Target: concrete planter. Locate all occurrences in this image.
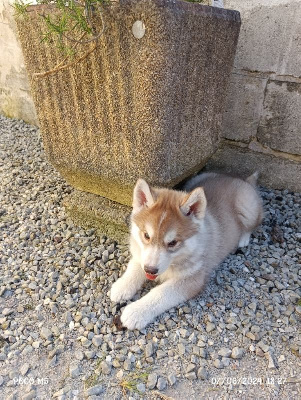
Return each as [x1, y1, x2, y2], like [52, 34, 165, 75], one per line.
[16, 0, 240, 209]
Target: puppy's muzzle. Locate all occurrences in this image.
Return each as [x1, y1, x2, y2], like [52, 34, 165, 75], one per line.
[144, 265, 158, 275]
[144, 265, 158, 281]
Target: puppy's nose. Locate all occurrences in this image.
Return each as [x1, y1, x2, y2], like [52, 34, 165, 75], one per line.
[144, 265, 158, 275]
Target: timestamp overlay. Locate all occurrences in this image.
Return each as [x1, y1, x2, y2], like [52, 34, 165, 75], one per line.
[211, 376, 288, 386]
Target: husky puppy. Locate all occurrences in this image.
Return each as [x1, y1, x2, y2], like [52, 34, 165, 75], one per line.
[110, 172, 263, 330]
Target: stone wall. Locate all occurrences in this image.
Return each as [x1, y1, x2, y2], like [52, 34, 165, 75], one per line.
[209, 0, 301, 191]
[0, 0, 300, 191]
[0, 0, 37, 125]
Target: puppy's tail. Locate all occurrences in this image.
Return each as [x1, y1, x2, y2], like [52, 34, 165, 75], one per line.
[246, 171, 259, 187]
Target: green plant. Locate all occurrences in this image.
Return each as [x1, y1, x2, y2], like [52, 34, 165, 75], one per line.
[13, 0, 205, 52]
[14, 0, 109, 50]
[120, 370, 149, 396]
[13, 0, 208, 77]
[84, 372, 99, 389]
[13, 0, 110, 76]
[0, 336, 8, 349]
[24, 302, 34, 310]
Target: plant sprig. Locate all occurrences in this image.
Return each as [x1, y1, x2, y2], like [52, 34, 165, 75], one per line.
[13, 0, 110, 54]
[120, 370, 150, 396]
[13, 0, 206, 77]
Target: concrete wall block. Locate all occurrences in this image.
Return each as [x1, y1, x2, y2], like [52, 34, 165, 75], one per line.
[222, 72, 267, 142]
[206, 142, 301, 192]
[0, 0, 38, 124]
[225, 0, 301, 78]
[257, 80, 301, 156]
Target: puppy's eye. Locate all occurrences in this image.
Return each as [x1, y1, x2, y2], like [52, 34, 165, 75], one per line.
[144, 232, 150, 240]
[167, 240, 178, 248]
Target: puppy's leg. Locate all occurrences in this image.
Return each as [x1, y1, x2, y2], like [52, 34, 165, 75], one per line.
[238, 232, 251, 248]
[235, 184, 263, 245]
[121, 272, 205, 330]
[110, 259, 146, 303]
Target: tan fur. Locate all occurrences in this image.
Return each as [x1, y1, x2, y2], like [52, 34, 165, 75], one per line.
[132, 189, 199, 247]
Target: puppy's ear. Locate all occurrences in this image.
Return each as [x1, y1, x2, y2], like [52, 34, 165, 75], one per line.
[180, 187, 207, 219]
[133, 179, 155, 213]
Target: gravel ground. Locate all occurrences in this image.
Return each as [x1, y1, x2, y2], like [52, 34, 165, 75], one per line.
[0, 115, 300, 400]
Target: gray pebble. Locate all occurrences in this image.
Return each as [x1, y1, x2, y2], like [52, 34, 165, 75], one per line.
[147, 373, 158, 389]
[156, 350, 166, 359]
[213, 359, 224, 369]
[145, 343, 153, 358]
[186, 372, 197, 380]
[20, 363, 30, 376]
[85, 350, 96, 360]
[75, 351, 84, 361]
[123, 359, 132, 371]
[22, 345, 33, 356]
[206, 322, 216, 333]
[49, 355, 57, 367]
[218, 348, 232, 358]
[222, 357, 231, 367]
[167, 373, 177, 386]
[22, 391, 36, 400]
[266, 351, 278, 369]
[231, 347, 245, 360]
[69, 363, 81, 378]
[101, 361, 111, 375]
[92, 335, 102, 347]
[48, 345, 64, 359]
[186, 363, 196, 373]
[199, 348, 207, 359]
[85, 384, 104, 396]
[81, 338, 92, 348]
[40, 327, 53, 341]
[258, 341, 270, 353]
[178, 343, 186, 355]
[156, 377, 167, 390]
[2, 308, 13, 316]
[197, 366, 208, 380]
[32, 341, 40, 349]
[136, 383, 146, 393]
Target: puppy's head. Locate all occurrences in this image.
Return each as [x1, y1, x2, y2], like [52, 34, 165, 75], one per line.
[131, 179, 207, 280]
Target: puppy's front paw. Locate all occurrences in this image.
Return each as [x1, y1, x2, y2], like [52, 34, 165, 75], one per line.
[238, 232, 251, 248]
[110, 278, 137, 303]
[121, 301, 152, 330]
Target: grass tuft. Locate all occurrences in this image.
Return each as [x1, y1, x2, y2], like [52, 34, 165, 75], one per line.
[120, 370, 150, 395]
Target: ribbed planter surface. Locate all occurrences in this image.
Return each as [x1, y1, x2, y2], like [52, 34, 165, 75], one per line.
[16, 0, 240, 206]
